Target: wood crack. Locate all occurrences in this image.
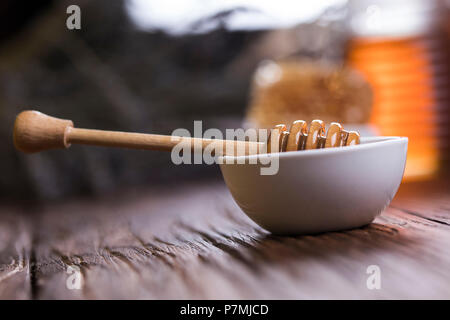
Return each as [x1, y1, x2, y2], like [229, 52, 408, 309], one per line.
[29, 246, 38, 300]
[391, 206, 450, 227]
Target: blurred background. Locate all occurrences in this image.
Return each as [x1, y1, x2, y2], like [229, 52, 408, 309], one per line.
[1, 0, 449, 201]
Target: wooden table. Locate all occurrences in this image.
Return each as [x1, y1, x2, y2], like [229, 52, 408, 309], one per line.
[1, 178, 449, 299]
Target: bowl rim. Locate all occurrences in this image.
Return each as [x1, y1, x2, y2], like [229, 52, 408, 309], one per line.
[219, 136, 408, 162]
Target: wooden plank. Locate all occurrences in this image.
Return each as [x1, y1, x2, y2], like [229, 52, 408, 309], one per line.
[30, 179, 450, 299]
[392, 179, 450, 226]
[0, 207, 31, 299]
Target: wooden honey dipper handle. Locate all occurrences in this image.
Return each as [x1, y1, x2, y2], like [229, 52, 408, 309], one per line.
[13, 110, 263, 155]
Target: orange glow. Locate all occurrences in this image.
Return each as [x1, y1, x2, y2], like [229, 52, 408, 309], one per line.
[349, 36, 439, 180]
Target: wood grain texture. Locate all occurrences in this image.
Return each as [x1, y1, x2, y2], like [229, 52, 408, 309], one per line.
[0, 207, 31, 299]
[0, 179, 449, 299]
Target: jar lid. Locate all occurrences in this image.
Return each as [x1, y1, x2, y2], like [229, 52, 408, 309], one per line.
[348, 0, 441, 39]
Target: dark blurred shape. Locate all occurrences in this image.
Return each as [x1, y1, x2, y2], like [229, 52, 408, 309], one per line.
[0, 0, 53, 42]
[0, 0, 260, 200]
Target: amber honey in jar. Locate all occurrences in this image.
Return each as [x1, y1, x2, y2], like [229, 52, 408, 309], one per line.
[347, 0, 449, 180]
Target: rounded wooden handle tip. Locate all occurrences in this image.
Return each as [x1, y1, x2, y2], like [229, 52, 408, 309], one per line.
[13, 110, 74, 153]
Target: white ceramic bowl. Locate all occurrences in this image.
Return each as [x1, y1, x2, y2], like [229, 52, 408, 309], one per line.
[219, 137, 408, 235]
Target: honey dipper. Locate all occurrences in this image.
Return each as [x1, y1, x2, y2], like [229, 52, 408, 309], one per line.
[13, 111, 359, 155]
[13, 110, 408, 235]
